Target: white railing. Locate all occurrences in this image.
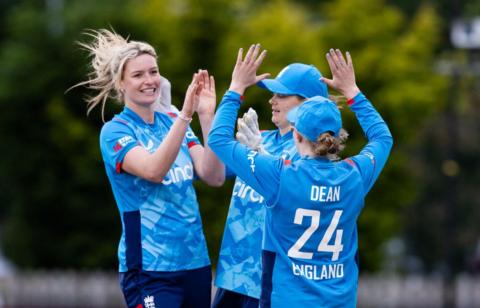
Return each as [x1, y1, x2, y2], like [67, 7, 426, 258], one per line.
[0, 272, 479, 307]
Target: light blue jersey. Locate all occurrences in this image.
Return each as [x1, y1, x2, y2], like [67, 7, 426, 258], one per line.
[209, 91, 393, 307]
[100, 107, 210, 272]
[215, 129, 298, 299]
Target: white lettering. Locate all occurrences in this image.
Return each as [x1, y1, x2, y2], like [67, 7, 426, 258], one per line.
[291, 261, 344, 281]
[320, 186, 326, 201]
[161, 164, 194, 185]
[310, 186, 319, 201]
[118, 135, 134, 146]
[232, 181, 264, 203]
[247, 150, 257, 172]
[310, 186, 341, 202]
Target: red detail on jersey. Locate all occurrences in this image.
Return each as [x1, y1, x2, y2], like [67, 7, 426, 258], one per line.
[347, 98, 355, 106]
[136, 304, 143, 308]
[113, 118, 130, 125]
[283, 159, 291, 166]
[113, 142, 122, 152]
[187, 141, 198, 149]
[344, 158, 356, 167]
[240, 95, 245, 101]
[167, 112, 177, 118]
[116, 162, 122, 174]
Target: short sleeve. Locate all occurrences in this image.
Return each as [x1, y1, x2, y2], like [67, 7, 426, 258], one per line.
[100, 120, 139, 174]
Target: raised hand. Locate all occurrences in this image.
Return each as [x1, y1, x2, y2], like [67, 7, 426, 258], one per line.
[181, 73, 202, 119]
[229, 44, 270, 95]
[321, 49, 360, 100]
[196, 69, 216, 116]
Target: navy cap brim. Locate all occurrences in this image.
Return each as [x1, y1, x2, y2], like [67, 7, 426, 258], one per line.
[287, 105, 300, 125]
[257, 79, 296, 95]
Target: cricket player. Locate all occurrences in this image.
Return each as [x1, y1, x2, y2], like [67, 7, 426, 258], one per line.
[209, 46, 393, 307]
[213, 61, 330, 308]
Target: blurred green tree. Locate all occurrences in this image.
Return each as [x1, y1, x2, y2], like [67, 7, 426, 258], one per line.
[0, 0, 462, 275]
[0, 0, 137, 268]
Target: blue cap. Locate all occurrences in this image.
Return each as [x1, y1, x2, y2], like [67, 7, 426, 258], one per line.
[287, 96, 342, 141]
[257, 63, 328, 98]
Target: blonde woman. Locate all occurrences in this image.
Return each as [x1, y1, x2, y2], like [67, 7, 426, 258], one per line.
[75, 29, 224, 308]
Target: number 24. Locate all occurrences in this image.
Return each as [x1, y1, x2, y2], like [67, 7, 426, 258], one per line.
[287, 209, 343, 261]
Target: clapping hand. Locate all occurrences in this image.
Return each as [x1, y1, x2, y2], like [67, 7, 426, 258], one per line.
[196, 69, 216, 116]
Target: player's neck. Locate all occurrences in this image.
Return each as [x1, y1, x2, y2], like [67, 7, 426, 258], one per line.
[125, 101, 155, 124]
[279, 125, 292, 136]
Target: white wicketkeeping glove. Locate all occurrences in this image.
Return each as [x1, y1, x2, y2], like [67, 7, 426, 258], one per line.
[236, 108, 268, 154]
[154, 76, 177, 113]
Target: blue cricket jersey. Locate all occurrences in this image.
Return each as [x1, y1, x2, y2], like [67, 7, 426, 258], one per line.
[100, 107, 210, 272]
[208, 91, 393, 307]
[215, 129, 298, 299]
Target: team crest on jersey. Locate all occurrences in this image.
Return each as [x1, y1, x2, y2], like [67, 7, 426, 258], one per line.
[142, 139, 154, 152]
[144, 295, 155, 308]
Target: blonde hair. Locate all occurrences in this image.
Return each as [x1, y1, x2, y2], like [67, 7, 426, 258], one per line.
[73, 29, 157, 121]
[312, 128, 349, 161]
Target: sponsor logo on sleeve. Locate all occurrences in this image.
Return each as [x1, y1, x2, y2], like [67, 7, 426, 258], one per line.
[113, 135, 134, 152]
[247, 150, 258, 172]
[364, 151, 375, 165]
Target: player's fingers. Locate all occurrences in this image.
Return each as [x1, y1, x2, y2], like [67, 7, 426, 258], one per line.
[254, 49, 268, 67]
[335, 49, 347, 67]
[237, 118, 244, 131]
[197, 69, 206, 88]
[236, 132, 248, 144]
[325, 52, 337, 73]
[244, 44, 255, 64]
[251, 44, 261, 63]
[210, 76, 215, 92]
[321, 77, 334, 88]
[202, 70, 210, 89]
[236, 48, 244, 66]
[251, 110, 259, 131]
[255, 73, 271, 83]
[328, 49, 341, 71]
[346, 51, 354, 71]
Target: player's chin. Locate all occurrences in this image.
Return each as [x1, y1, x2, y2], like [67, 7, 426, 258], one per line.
[271, 116, 281, 128]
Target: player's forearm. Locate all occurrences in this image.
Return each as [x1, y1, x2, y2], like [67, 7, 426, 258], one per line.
[349, 92, 393, 147]
[145, 118, 190, 182]
[196, 112, 225, 186]
[208, 91, 242, 158]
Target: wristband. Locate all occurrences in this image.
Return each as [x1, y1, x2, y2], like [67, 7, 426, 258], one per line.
[178, 112, 193, 123]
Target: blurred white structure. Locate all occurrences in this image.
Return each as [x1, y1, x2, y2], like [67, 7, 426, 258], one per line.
[451, 18, 480, 49]
[0, 272, 479, 307]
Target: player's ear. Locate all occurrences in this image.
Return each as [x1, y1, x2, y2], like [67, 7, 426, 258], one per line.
[293, 128, 303, 143]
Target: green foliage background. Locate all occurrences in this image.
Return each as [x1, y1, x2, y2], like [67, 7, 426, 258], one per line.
[0, 0, 478, 274]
